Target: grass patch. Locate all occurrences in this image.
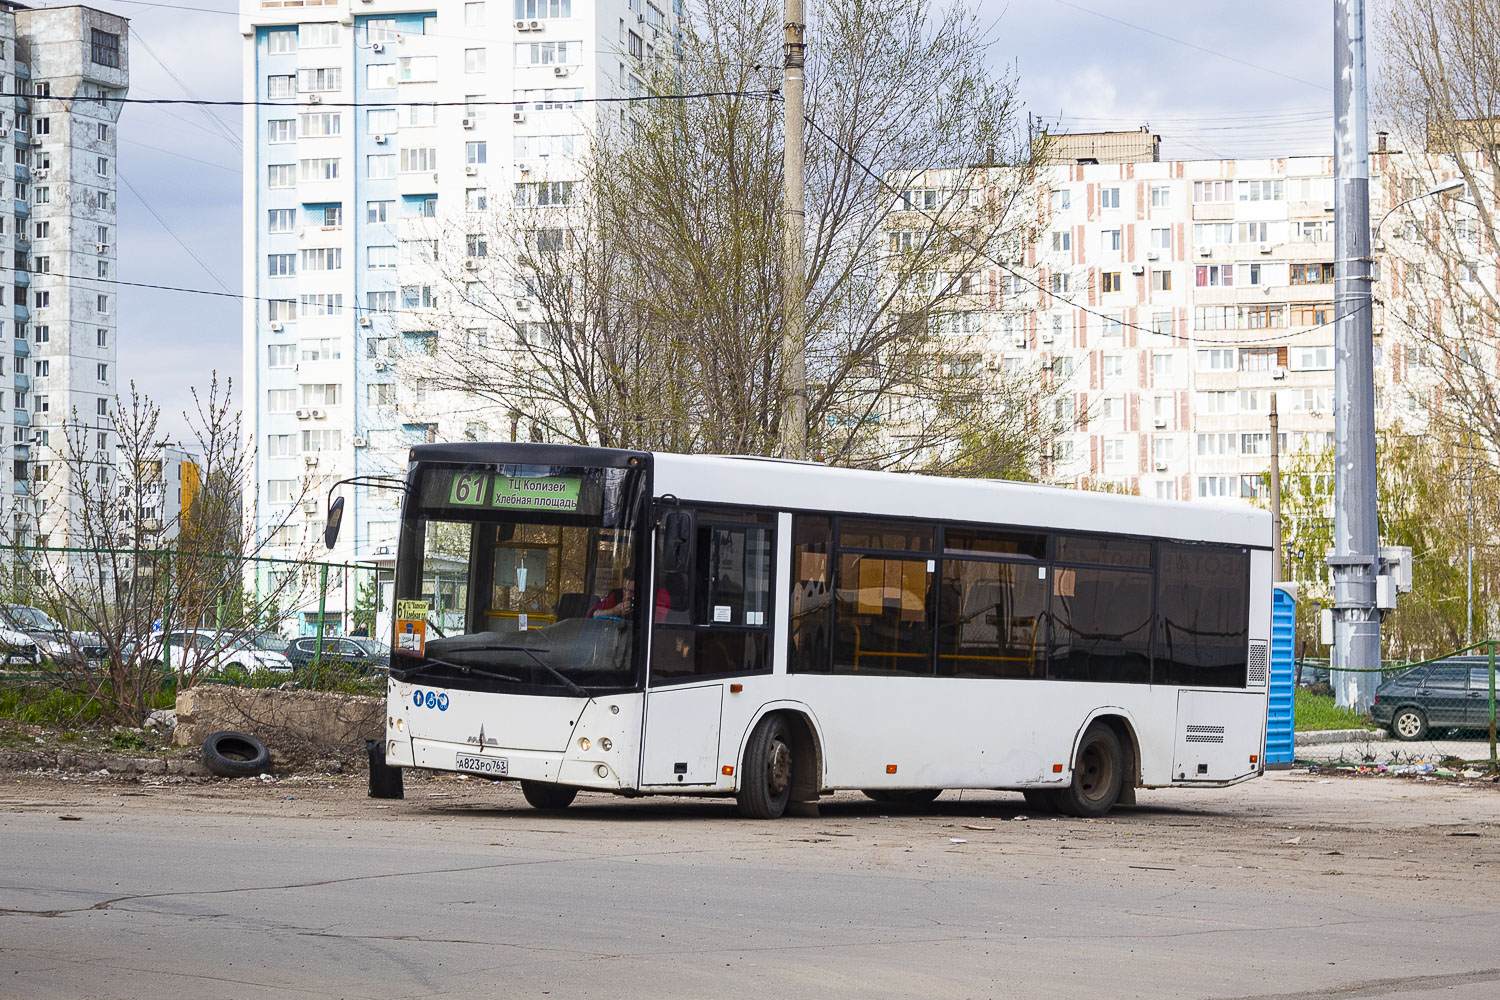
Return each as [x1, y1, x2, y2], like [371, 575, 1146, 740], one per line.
[0, 677, 176, 731]
[1296, 687, 1376, 731]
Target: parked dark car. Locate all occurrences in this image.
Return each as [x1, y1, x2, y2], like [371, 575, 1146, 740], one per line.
[1372, 656, 1496, 740]
[285, 636, 389, 676]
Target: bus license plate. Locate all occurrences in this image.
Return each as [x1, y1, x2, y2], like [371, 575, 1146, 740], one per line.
[455, 754, 508, 776]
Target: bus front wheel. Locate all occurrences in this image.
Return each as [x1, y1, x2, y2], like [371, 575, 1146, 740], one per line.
[521, 781, 578, 811]
[1054, 724, 1124, 818]
[738, 715, 793, 819]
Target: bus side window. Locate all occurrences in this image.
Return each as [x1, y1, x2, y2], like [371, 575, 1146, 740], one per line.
[788, 515, 832, 673]
[651, 508, 774, 683]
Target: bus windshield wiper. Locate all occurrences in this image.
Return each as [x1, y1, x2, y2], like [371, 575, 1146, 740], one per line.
[391, 659, 523, 684]
[428, 643, 591, 698]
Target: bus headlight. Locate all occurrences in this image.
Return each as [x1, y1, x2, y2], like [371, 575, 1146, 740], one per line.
[599, 738, 612, 751]
[578, 737, 591, 752]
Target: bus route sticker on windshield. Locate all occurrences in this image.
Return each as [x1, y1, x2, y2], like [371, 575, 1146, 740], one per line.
[395, 599, 429, 621]
[396, 619, 426, 656]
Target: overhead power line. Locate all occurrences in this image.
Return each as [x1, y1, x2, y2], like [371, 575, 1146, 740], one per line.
[19, 89, 783, 110]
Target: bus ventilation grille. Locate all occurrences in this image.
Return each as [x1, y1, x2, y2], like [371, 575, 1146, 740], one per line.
[1247, 640, 1269, 687]
[1185, 725, 1226, 744]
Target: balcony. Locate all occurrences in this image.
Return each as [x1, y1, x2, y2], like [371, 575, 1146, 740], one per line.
[12, 305, 28, 323]
[12, 164, 28, 185]
[11, 444, 27, 460]
[13, 270, 28, 287]
[12, 200, 27, 219]
[13, 410, 29, 427]
[13, 373, 29, 393]
[12, 480, 27, 497]
[12, 338, 28, 358]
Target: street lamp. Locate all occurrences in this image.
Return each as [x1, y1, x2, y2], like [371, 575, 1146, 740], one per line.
[1373, 176, 1468, 247]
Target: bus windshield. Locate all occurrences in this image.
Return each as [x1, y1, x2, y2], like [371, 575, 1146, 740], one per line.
[392, 461, 646, 694]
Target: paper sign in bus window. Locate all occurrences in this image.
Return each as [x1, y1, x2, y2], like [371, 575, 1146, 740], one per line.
[396, 619, 426, 655]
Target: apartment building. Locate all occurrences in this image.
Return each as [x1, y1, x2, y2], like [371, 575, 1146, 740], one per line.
[0, 6, 127, 550]
[241, 0, 672, 632]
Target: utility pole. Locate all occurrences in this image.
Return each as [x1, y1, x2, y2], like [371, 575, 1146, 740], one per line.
[1270, 392, 1282, 582]
[1330, 0, 1381, 711]
[780, 0, 808, 460]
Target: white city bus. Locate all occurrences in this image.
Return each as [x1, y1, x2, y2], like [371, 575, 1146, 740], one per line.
[378, 442, 1271, 819]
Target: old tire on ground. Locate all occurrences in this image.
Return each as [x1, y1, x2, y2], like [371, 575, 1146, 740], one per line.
[201, 731, 271, 778]
[521, 781, 578, 810]
[1391, 706, 1429, 741]
[366, 739, 404, 799]
[738, 714, 794, 819]
[862, 788, 942, 805]
[1021, 789, 1059, 812]
[1053, 724, 1125, 818]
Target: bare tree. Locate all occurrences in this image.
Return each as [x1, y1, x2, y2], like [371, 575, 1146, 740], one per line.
[0, 378, 314, 725]
[1378, 0, 1500, 465]
[411, 0, 1060, 474]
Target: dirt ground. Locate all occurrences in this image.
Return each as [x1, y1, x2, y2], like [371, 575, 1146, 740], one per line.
[5, 763, 1499, 895]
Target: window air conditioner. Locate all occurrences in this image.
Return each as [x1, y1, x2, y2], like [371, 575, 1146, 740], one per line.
[311, 408, 326, 419]
[375, 545, 392, 555]
[1323, 199, 1335, 211]
[637, 12, 645, 21]
[29, 136, 42, 147]
[1012, 335, 1027, 348]
[515, 19, 529, 30]
[511, 111, 525, 124]
[1130, 264, 1145, 275]
[371, 42, 385, 53]
[304, 456, 320, 467]
[1154, 417, 1168, 429]
[0, 128, 8, 138]
[465, 165, 478, 175]
[1154, 461, 1169, 472]
[1041, 332, 1054, 344]
[1258, 243, 1272, 254]
[373, 360, 390, 371]
[1196, 246, 1212, 257]
[1145, 250, 1159, 261]
[357, 316, 372, 328]
[96, 243, 109, 253]
[529, 19, 541, 30]
[33, 168, 46, 179]
[309, 94, 322, 104]
[295, 408, 310, 419]
[1272, 366, 1288, 380]
[464, 117, 478, 128]
[302, 500, 320, 514]
[553, 66, 571, 77]
[464, 259, 479, 270]
[269, 321, 283, 332]
[373, 134, 388, 144]
[515, 299, 532, 311]
[352, 435, 368, 448]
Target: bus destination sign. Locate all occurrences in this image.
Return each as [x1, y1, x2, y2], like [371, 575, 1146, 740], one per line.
[446, 472, 582, 512]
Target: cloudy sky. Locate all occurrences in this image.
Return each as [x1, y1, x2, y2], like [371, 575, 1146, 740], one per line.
[83, 0, 1340, 435]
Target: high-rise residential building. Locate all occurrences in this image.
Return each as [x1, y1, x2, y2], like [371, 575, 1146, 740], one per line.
[242, 1, 673, 634]
[0, 6, 126, 549]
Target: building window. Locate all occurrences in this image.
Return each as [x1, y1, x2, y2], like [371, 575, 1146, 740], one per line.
[268, 344, 294, 367]
[1194, 264, 1234, 287]
[98, 123, 109, 142]
[515, 41, 578, 66]
[33, 187, 48, 204]
[267, 208, 294, 233]
[1149, 184, 1171, 208]
[1101, 271, 1122, 293]
[1192, 180, 1232, 203]
[298, 22, 340, 47]
[267, 119, 295, 143]
[398, 57, 438, 82]
[367, 290, 396, 313]
[34, 360, 48, 377]
[1237, 179, 1284, 202]
[97, 295, 109, 314]
[33, 325, 48, 343]
[267, 254, 296, 277]
[34, 221, 49, 239]
[267, 75, 296, 99]
[266, 28, 297, 54]
[367, 245, 397, 269]
[1290, 262, 1335, 285]
[96, 329, 108, 348]
[466, 187, 489, 211]
[33, 256, 49, 273]
[366, 108, 396, 134]
[400, 147, 437, 172]
[366, 19, 398, 43]
[515, 0, 573, 17]
[1100, 186, 1120, 209]
[33, 291, 48, 309]
[367, 200, 393, 223]
[1151, 270, 1171, 291]
[367, 154, 396, 179]
[299, 157, 340, 181]
[267, 163, 295, 188]
[1152, 352, 1174, 377]
[297, 68, 342, 92]
[90, 28, 121, 67]
[465, 48, 488, 73]
[1050, 273, 1069, 295]
[267, 299, 296, 321]
[466, 141, 488, 164]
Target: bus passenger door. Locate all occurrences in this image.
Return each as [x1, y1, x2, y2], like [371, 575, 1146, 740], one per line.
[642, 505, 776, 786]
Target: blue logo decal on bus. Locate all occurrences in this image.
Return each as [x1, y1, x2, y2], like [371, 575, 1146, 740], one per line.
[437, 692, 449, 711]
[425, 691, 438, 709]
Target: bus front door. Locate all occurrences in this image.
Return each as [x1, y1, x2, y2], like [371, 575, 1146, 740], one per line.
[642, 684, 723, 785]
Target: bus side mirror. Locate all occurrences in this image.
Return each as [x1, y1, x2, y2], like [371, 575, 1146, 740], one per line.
[661, 511, 691, 573]
[325, 496, 345, 550]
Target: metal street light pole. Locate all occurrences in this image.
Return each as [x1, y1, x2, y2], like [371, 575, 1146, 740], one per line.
[1330, 0, 1380, 711]
[780, 0, 808, 460]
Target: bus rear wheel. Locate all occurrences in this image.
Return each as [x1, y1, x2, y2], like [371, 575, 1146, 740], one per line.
[862, 789, 942, 805]
[1054, 724, 1124, 818]
[521, 781, 578, 811]
[738, 715, 793, 819]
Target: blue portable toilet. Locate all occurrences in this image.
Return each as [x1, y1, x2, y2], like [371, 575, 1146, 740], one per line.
[1265, 584, 1297, 766]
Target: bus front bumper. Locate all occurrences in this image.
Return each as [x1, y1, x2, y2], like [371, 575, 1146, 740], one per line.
[400, 737, 628, 791]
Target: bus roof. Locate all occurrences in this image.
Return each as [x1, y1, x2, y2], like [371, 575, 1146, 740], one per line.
[653, 452, 1270, 549]
[407, 443, 1270, 549]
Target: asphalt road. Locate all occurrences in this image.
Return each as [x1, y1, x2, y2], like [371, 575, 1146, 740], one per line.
[3, 772, 1500, 999]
